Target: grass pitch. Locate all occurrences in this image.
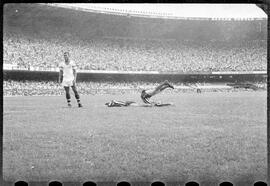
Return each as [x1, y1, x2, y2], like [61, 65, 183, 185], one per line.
[3, 91, 267, 184]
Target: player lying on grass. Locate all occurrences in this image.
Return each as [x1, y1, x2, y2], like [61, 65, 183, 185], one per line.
[140, 80, 174, 104]
[105, 80, 174, 107]
[59, 52, 82, 108]
[105, 100, 173, 107]
[105, 100, 136, 107]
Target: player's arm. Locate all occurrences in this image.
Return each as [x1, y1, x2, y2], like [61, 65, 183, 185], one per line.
[59, 69, 63, 84]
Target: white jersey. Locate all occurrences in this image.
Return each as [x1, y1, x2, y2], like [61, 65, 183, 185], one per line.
[59, 60, 76, 81]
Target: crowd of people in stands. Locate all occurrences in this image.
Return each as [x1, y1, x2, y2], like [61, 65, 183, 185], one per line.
[4, 32, 267, 72]
[3, 80, 266, 96]
[3, 80, 164, 96]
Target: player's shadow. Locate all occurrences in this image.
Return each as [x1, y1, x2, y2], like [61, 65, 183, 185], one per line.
[61, 106, 84, 109]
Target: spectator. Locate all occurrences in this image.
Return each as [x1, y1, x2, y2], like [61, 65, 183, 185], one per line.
[3, 32, 267, 72]
[3, 80, 266, 96]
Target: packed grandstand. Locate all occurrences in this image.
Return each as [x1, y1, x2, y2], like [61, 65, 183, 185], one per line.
[3, 80, 267, 97]
[3, 4, 267, 96]
[4, 4, 267, 72]
[3, 32, 267, 72]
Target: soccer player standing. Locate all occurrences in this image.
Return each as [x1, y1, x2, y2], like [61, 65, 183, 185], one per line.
[59, 52, 83, 108]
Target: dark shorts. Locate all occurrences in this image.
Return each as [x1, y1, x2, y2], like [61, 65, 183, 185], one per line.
[141, 90, 151, 104]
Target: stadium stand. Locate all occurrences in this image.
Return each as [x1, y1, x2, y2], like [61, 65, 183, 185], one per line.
[3, 32, 267, 72]
[3, 4, 267, 73]
[3, 80, 266, 96]
[3, 4, 267, 96]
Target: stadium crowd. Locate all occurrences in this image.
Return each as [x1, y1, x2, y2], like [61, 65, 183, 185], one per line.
[3, 80, 163, 96]
[4, 32, 267, 72]
[4, 80, 266, 96]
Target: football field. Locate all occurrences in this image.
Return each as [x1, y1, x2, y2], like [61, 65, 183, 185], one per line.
[3, 91, 267, 184]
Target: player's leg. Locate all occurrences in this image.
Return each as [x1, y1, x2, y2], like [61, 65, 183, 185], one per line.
[140, 81, 174, 104]
[160, 80, 174, 90]
[146, 81, 174, 97]
[71, 85, 82, 107]
[64, 86, 72, 107]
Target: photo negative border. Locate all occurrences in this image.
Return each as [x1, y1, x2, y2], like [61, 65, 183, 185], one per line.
[1, 0, 269, 185]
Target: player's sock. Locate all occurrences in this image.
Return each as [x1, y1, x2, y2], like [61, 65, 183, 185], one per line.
[65, 86, 71, 106]
[169, 84, 174, 89]
[78, 102, 83, 107]
[76, 99, 82, 107]
[72, 86, 82, 107]
[164, 81, 174, 89]
[164, 82, 174, 89]
[67, 99, 71, 107]
[74, 94, 82, 107]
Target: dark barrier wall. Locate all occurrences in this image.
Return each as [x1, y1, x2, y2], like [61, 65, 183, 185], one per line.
[3, 70, 267, 83]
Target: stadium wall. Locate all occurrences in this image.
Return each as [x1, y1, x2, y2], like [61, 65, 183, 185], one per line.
[3, 70, 267, 83]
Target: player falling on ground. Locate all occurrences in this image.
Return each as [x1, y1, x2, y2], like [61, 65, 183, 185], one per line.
[105, 100, 173, 107]
[59, 52, 82, 108]
[105, 80, 174, 107]
[140, 80, 174, 104]
[105, 100, 136, 107]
